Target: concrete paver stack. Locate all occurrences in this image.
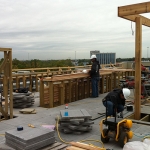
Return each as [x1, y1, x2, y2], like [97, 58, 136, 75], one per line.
[5, 126, 55, 150]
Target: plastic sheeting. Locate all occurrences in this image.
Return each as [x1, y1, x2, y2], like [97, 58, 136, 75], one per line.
[123, 139, 150, 150]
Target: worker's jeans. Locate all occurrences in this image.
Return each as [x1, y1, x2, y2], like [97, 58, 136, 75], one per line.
[91, 77, 99, 97]
[103, 101, 124, 116]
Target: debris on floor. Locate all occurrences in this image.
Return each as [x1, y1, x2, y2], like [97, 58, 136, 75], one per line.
[19, 108, 36, 114]
[66, 142, 106, 150]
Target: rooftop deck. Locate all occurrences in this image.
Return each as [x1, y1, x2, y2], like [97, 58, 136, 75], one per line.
[0, 89, 150, 150]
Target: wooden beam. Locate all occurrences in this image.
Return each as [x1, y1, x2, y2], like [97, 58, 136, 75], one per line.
[121, 14, 150, 27]
[118, 2, 150, 17]
[8, 50, 13, 119]
[0, 57, 8, 73]
[134, 17, 142, 120]
[0, 48, 12, 51]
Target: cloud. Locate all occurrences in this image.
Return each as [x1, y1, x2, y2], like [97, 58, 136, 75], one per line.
[0, 0, 150, 60]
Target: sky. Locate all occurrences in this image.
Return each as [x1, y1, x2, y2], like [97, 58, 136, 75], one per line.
[0, 0, 150, 60]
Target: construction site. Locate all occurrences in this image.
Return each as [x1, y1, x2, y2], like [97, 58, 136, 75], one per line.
[0, 1, 150, 150]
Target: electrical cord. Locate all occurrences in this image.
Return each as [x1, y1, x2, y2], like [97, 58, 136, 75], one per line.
[56, 115, 106, 149]
[56, 115, 70, 144]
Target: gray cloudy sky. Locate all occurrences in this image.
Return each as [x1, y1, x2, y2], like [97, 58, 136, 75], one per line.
[0, 0, 150, 60]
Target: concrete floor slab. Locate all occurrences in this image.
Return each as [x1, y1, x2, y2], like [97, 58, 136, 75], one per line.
[0, 89, 150, 150]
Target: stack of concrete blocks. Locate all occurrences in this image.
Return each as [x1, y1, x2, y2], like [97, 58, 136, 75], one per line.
[13, 92, 35, 108]
[5, 126, 55, 150]
[58, 109, 94, 134]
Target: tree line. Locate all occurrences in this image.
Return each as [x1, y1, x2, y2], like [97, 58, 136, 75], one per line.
[0, 58, 91, 69]
[0, 57, 147, 69]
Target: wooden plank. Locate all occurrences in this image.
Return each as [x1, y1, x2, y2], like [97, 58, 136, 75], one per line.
[123, 14, 150, 27]
[118, 2, 150, 16]
[69, 142, 104, 150]
[134, 17, 142, 120]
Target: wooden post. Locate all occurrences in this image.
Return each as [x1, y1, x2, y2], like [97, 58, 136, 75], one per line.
[9, 50, 13, 119]
[29, 75, 32, 91]
[75, 79, 78, 101]
[60, 81, 65, 105]
[110, 73, 113, 91]
[134, 17, 142, 120]
[106, 75, 109, 92]
[68, 80, 71, 103]
[101, 75, 104, 93]
[40, 80, 44, 107]
[35, 75, 38, 92]
[87, 77, 90, 97]
[49, 82, 53, 108]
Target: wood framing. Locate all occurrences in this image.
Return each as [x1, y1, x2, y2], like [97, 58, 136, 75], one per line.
[118, 2, 150, 120]
[0, 48, 13, 119]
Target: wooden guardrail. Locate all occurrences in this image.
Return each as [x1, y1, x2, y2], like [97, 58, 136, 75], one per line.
[40, 69, 134, 108]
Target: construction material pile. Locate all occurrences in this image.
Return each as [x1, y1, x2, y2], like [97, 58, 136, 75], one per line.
[57, 109, 94, 134]
[13, 91, 34, 108]
[5, 126, 55, 150]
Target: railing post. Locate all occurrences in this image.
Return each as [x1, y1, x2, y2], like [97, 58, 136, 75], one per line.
[40, 79, 44, 107]
[60, 81, 65, 105]
[75, 79, 78, 101]
[49, 81, 53, 108]
[68, 80, 72, 103]
[101, 75, 104, 93]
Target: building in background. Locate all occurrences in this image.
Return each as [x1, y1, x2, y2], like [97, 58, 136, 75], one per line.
[96, 53, 116, 65]
[90, 51, 116, 65]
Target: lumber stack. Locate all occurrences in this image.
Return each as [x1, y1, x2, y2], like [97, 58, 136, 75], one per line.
[13, 91, 35, 108]
[66, 142, 106, 150]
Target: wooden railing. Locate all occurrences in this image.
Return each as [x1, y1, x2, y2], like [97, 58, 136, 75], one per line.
[40, 69, 134, 108]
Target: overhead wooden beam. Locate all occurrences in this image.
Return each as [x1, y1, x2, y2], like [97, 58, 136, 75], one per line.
[118, 2, 150, 17]
[0, 48, 12, 51]
[121, 14, 150, 27]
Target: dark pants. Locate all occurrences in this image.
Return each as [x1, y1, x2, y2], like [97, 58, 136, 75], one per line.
[91, 77, 100, 97]
[103, 101, 124, 116]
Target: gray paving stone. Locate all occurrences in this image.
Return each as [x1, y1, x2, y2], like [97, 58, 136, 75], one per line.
[5, 126, 55, 150]
[60, 109, 92, 119]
